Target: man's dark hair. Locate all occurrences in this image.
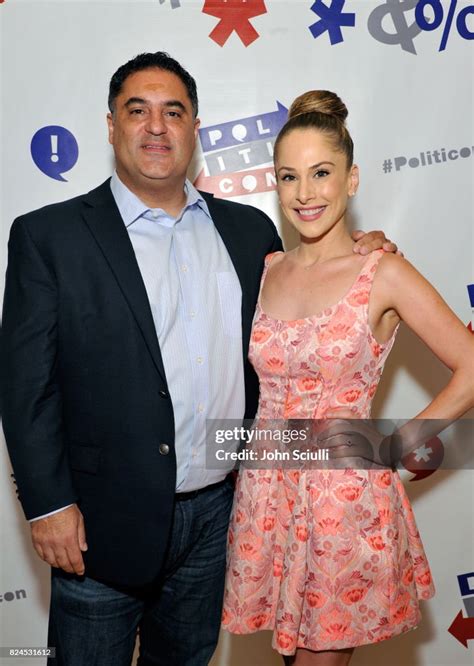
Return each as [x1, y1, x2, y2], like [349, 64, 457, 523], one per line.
[108, 52, 198, 118]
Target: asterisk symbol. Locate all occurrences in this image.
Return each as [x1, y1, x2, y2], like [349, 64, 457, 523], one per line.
[413, 444, 433, 463]
[309, 0, 356, 45]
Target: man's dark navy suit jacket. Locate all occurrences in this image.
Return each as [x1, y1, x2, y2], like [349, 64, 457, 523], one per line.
[1, 179, 282, 586]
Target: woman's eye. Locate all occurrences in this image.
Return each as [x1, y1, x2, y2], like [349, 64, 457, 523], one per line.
[314, 170, 329, 178]
[281, 174, 295, 182]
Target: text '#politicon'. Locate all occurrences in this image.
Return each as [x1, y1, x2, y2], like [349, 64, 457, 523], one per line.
[31, 126, 79, 182]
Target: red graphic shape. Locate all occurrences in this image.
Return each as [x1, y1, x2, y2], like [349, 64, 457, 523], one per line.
[194, 166, 276, 198]
[468, 321, 473, 333]
[448, 610, 474, 648]
[401, 436, 444, 482]
[202, 0, 267, 47]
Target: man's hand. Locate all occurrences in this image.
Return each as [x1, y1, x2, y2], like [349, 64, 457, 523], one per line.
[30, 504, 87, 575]
[351, 229, 401, 256]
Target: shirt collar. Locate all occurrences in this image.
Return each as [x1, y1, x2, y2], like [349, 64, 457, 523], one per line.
[110, 171, 211, 228]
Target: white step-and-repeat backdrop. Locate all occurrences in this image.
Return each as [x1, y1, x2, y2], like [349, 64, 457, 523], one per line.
[1, 1, 473, 665]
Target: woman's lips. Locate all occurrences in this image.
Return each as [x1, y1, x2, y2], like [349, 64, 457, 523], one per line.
[295, 206, 326, 222]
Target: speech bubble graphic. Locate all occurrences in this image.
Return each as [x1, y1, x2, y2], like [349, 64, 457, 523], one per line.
[401, 436, 444, 481]
[31, 126, 79, 181]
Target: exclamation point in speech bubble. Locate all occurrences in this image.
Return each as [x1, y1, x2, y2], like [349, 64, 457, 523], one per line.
[31, 126, 79, 181]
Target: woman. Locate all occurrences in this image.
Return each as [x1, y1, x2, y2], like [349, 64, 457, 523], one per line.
[222, 90, 474, 665]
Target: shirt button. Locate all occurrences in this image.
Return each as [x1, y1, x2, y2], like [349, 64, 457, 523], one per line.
[192, 449, 198, 458]
[197, 356, 203, 364]
[189, 311, 196, 318]
[152, 211, 159, 219]
[197, 404, 204, 413]
[159, 390, 169, 399]
[159, 443, 170, 455]
[181, 264, 188, 273]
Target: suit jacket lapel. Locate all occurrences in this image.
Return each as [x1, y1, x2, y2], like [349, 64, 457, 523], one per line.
[81, 180, 168, 384]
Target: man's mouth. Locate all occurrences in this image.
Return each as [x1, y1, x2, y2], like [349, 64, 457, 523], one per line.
[142, 143, 171, 153]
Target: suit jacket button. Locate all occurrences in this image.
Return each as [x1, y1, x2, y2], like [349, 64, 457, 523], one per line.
[159, 443, 170, 455]
[159, 390, 169, 399]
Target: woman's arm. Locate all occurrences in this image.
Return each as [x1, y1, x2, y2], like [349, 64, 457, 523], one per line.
[371, 253, 474, 462]
[321, 255, 474, 466]
[373, 253, 474, 420]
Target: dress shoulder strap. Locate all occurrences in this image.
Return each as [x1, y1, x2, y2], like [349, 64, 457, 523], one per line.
[343, 249, 387, 316]
[262, 251, 284, 280]
[257, 251, 284, 301]
[356, 248, 386, 285]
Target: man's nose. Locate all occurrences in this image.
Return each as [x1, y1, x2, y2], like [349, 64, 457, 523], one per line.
[145, 110, 167, 135]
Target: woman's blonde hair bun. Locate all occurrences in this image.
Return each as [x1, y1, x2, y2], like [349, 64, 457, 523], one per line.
[288, 90, 348, 125]
[275, 90, 353, 166]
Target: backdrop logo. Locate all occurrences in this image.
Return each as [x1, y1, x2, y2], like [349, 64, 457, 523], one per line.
[203, 0, 267, 46]
[381, 143, 473, 174]
[368, 0, 422, 52]
[308, 0, 473, 52]
[0, 589, 27, 603]
[369, 0, 473, 53]
[310, 0, 356, 44]
[448, 572, 474, 647]
[414, 0, 473, 51]
[401, 436, 444, 481]
[468, 284, 474, 333]
[195, 102, 287, 198]
[31, 126, 79, 182]
[159, 0, 181, 7]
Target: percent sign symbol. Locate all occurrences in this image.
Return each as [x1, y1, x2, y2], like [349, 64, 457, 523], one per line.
[415, 0, 474, 51]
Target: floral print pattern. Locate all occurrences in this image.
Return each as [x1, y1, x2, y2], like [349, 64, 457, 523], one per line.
[222, 250, 435, 655]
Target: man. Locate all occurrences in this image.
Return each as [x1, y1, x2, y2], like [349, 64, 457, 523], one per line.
[1, 52, 396, 665]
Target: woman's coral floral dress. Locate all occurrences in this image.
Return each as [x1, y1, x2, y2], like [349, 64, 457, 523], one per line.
[222, 250, 435, 655]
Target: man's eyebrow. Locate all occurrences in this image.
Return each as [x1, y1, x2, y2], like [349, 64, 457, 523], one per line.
[163, 100, 187, 112]
[124, 97, 187, 112]
[124, 97, 147, 108]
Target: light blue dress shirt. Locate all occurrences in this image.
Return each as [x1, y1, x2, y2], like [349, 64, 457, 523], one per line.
[30, 172, 246, 519]
[110, 172, 246, 492]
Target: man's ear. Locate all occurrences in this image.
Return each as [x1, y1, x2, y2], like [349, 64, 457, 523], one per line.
[107, 112, 114, 146]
